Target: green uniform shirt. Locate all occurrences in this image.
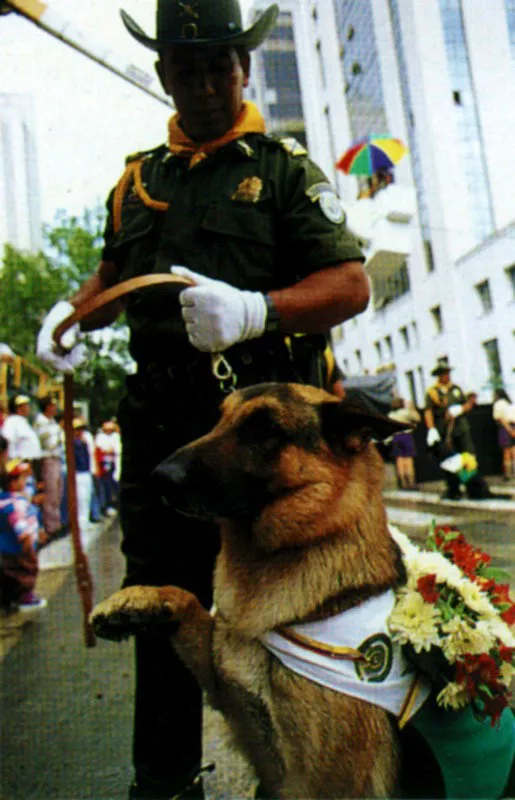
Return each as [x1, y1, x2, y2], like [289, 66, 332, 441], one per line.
[102, 133, 364, 363]
[425, 381, 472, 445]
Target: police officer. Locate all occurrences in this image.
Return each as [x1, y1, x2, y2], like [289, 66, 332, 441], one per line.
[36, 1, 369, 796]
[424, 360, 491, 500]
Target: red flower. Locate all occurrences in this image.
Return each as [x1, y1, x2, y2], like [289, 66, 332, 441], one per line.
[417, 573, 440, 603]
[455, 653, 500, 689]
[491, 584, 515, 624]
[499, 646, 515, 664]
[481, 692, 509, 727]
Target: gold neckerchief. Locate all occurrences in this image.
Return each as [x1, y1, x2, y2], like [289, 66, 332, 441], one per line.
[167, 100, 266, 168]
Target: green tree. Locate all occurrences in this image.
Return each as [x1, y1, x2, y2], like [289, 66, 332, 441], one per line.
[0, 208, 132, 427]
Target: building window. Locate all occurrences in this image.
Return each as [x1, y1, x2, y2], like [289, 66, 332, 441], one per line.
[482, 338, 503, 389]
[411, 321, 419, 347]
[399, 325, 410, 350]
[405, 370, 417, 406]
[372, 262, 411, 310]
[385, 335, 394, 358]
[417, 366, 425, 397]
[505, 264, 515, 299]
[374, 340, 382, 363]
[430, 305, 444, 334]
[423, 239, 435, 273]
[475, 279, 493, 314]
[452, 90, 462, 106]
[355, 349, 363, 371]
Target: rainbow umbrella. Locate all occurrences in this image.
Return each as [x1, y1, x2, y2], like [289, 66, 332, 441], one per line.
[336, 134, 408, 176]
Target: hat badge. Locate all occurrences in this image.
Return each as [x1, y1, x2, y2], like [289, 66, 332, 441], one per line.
[178, 1, 199, 39]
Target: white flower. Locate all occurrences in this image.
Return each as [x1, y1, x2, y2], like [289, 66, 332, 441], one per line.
[436, 681, 470, 710]
[389, 591, 441, 652]
[488, 616, 515, 648]
[457, 580, 498, 619]
[440, 617, 495, 661]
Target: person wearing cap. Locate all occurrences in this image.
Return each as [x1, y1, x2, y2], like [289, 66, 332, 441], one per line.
[1, 395, 42, 465]
[424, 360, 491, 500]
[34, 1, 369, 795]
[0, 459, 47, 612]
[72, 418, 94, 534]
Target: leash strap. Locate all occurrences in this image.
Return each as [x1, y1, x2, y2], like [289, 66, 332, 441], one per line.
[53, 274, 236, 392]
[63, 372, 96, 647]
[53, 274, 238, 646]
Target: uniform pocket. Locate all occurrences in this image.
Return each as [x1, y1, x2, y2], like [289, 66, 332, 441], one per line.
[200, 201, 275, 246]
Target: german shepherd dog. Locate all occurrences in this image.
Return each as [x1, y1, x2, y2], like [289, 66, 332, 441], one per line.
[90, 384, 512, 798]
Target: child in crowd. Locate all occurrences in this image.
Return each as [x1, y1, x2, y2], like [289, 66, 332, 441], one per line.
[0, 459, 47, 612]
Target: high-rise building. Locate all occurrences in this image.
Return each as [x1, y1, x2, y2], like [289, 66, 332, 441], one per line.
[0, 93, 42, 254]
[249, 0, 515, 401]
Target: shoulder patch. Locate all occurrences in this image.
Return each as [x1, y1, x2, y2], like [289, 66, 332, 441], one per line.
[306, 183, 345, 224]
[276, 136, 308, 157]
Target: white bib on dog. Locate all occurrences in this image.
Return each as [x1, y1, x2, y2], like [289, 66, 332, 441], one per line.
[259, 590, 430, 727]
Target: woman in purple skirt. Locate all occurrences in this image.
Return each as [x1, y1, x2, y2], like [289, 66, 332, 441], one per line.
[388, 397, 421, 490]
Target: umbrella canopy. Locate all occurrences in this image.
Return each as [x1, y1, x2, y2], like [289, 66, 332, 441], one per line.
[337, 134, 408, 176]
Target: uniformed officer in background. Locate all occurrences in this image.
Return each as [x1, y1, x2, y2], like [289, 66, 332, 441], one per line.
[36, 1, 369, 796]
[424, 359, 492, 500]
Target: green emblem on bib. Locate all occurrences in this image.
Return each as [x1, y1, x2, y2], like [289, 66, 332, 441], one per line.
[355, 633, 393, 683]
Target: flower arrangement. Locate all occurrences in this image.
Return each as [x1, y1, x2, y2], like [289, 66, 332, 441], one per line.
[388, 524, 515, 726]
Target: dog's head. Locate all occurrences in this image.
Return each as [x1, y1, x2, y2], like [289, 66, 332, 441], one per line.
[153, 383, 409, 550]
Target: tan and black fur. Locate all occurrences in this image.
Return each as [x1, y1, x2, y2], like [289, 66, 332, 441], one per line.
[91, 383, 415, 798]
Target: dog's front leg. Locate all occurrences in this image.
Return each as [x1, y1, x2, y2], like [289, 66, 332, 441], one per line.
[91, 586, 216, 696]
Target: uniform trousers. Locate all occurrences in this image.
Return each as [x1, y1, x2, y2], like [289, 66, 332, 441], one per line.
[118, 374, 223, 796]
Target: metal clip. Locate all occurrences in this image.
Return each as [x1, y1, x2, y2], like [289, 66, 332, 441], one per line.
[211, 353, 237, 394]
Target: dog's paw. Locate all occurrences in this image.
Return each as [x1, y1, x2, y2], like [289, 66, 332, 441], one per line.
[90, 586, 182, 641]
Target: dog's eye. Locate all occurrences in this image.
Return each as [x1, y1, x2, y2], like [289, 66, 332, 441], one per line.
[236, 408, 285, 447]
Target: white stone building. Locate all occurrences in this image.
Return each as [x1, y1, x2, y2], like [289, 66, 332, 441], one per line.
[0, 93, 42, 254]
[249, 0, 515, 403]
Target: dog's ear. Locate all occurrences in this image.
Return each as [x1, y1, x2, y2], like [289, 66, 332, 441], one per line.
[320, 390, 412, 453]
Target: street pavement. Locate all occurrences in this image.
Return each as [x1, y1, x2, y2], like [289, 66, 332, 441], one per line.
[1, 468, 514, 800]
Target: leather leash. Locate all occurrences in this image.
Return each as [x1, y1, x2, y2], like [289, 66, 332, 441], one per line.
[52, 274, 235, 647]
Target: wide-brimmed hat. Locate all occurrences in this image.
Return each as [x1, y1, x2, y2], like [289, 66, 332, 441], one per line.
[431, 360, 454, 377]
[121, 0, 278, 51]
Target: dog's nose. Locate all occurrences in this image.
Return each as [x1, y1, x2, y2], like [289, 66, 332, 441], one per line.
[153, 456, 188, 487]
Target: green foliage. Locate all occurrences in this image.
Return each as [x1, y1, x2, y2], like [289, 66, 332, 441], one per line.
[1, 207, 131, 427]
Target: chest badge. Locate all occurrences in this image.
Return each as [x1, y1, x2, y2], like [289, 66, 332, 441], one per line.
[232, 176, 263, 203]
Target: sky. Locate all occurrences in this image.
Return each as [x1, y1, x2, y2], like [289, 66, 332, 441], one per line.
[0, 0, 253, 226]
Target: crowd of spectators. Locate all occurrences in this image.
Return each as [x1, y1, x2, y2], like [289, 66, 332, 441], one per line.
[0, 392, 120, 614]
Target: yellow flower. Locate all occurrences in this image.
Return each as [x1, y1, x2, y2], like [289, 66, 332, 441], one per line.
[389, 591, 441, 652]
[437, 681, 470, 710]
[499, 662, 515, 688]
[440, 618, 495, 661]
[461, 452, 477, 472]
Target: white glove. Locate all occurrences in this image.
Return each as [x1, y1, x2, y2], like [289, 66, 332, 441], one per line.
[172, 266, 267, 353]
[426, 427, 441, 447]
[36, 300, 87, 373]
[448, 404, 464, 418]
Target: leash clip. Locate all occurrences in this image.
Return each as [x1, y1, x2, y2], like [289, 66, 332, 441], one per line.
[211, 353, 237, 394]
